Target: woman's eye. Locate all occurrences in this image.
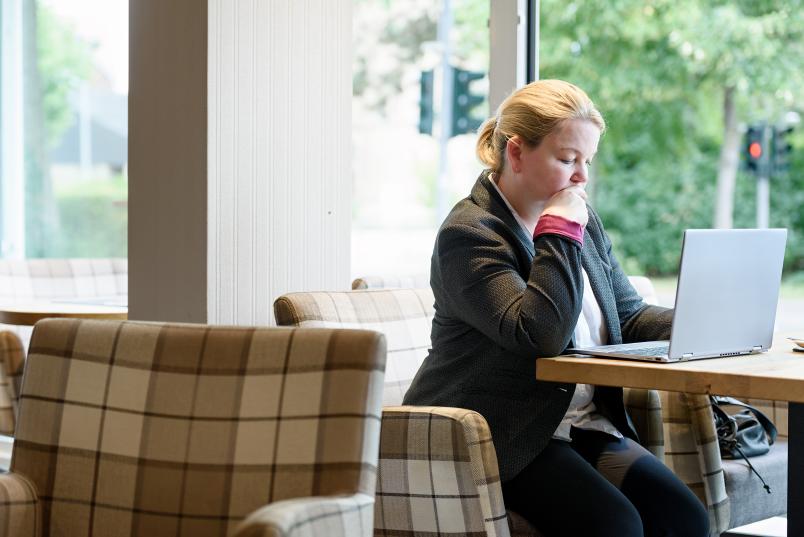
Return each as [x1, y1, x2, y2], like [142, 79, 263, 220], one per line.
[560, 159, 574, 165]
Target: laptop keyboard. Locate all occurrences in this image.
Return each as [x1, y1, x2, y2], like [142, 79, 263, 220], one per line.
[614, 345, 669, 356]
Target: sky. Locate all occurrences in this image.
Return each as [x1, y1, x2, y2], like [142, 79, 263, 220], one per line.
[41, 0, 129, 93]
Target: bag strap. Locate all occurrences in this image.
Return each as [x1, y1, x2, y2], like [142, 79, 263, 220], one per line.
[710, 398, 773, 494]
[732, 442, 773, 494]
[710, 396, 778, 445]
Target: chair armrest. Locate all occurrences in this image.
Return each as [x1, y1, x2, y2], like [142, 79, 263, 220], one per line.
[233, 493, 373, 537]
[0, 331, 24, 436]
[377, 406, 511, 537]
[0, 471, 40, 537]
[661, 391, 729, 535]
[623, 388, 664, 461]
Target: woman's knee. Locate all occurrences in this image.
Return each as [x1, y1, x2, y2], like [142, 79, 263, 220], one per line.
[541, 499, 644, 537]
[571, 484, 645, 537]
[599, 501, 644, 537]
[664, 494, 710, 537]
[641, 476, 710, 537]
[619, 455, 710, 537]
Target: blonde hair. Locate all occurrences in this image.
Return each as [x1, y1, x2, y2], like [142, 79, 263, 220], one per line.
[476, 80, 605, 174]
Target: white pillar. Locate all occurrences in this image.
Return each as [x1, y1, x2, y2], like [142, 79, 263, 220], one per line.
[488, 0, 528, 111]
[129, 0, 352, 324]
[0, 0, 26, 259]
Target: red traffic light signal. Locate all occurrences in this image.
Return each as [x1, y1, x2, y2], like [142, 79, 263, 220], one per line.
[744, 124, 768, 174]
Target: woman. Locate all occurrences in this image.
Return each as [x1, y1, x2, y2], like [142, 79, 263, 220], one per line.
[403, 80, 709, 537]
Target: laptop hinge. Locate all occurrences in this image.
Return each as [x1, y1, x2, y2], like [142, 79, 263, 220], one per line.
[681, 353, 693, 360]
[752, 345, 763, 352]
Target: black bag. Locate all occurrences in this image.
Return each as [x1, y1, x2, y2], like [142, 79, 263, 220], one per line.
[711, 395, 778, 493]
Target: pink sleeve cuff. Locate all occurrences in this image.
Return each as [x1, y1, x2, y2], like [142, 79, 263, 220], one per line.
[534, 214, 584, 245]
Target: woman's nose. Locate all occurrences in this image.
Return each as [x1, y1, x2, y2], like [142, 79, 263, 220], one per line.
[572, 164, 588, 183]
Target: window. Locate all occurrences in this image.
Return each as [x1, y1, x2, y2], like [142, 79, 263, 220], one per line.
[537, 0, 803, 317]
[0, 0, 128, 259]
[351, 0, 490, 279]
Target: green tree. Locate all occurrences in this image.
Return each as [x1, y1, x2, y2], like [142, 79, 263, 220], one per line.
[540, 0, 804, 273]
[353, 0, 487, 115]
[22, 0, 92, 257]
[666, 0, 804, 228]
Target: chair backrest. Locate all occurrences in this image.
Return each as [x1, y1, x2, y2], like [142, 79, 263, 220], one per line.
[351, 274, 430, 290]
[628, 275, 659, 305]
[12, 319, 386, 537]
[0, 258, 127, 301]
[0, 331, 24, 435]
[274, 288, 434, 406]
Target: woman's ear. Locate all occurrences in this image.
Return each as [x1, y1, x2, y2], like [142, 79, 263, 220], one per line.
[506, 136, 523, 174]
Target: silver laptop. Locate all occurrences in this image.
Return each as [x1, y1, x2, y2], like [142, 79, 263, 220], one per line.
[568, 228, 787, 363]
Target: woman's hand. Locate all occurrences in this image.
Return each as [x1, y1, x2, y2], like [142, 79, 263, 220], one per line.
[541, 185, 589, 226]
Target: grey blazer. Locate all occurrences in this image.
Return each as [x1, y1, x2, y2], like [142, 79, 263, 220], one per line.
[403, 171, 673, 483]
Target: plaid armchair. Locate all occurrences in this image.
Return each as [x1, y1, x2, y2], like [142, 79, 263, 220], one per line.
[0, 258, 128, 437]
[274, 288, 665, 537]
[630, 277, 788, 535]
[0, 258, 127, 302]
[0, 318, 386, 537]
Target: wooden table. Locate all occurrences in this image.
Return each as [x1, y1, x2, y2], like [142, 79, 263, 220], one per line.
[0, 301, 128, 326]
[536, 334, 804, 536]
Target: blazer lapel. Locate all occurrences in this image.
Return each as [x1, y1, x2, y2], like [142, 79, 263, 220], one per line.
[475, 172, 619, 341]
[472, 172, 535, 256]
[581, 231, 623, 344]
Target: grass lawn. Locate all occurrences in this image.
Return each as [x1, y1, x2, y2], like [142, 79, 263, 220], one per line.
[651, 273, 804, 300]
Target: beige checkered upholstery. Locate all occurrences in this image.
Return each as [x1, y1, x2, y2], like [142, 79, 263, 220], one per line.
[0, 331, 24, 435]
[275, 288, 667, 537]
[274, 289, 515, 536]
[660, 393, 789, 535]
[623, 386, 665, 460]
[660, 391, 730, 533]
[0, 258, 128, 437]
[0, 258, 127, 302]
[0, 318, 386, 537]
[0, 259, 127, 342]
[628, 277, 788, 535]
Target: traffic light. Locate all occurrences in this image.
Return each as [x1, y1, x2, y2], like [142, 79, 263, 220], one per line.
[418, 70, 434, 136]
[451, 67, 485, 136]
[771, 126, 793, 175]
[744, 124, 768, 175]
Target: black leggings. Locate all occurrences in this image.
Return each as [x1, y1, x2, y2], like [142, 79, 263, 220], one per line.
[502, 427, 710, 537]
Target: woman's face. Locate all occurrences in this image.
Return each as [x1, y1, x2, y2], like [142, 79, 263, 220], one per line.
[512, 118, 601, 202]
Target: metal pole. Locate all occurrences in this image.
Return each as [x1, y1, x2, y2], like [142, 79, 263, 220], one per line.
[436, 0, 453, 224]
[756, 176, 769, 228]
[756, 125, 772, 229]
[527, 0, 540, 82]
[789, 402, 804, 536]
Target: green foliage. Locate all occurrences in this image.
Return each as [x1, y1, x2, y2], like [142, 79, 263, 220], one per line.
[353, 0, 438, 113]
[353, 0, 488, 115]
[453, 0, 490, 68]
[44, 178, 127, 258]
[352, 0, 804, 275]
[36, 4, 93, 148]
[539, 0, 804, 274]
